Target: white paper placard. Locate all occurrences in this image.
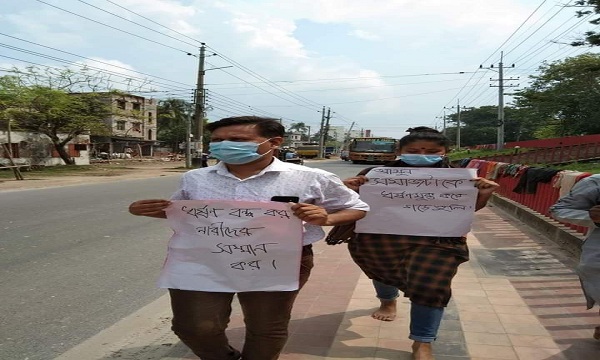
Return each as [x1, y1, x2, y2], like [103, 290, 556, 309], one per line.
[354, 167, 478, 237]
[157, 200, 304, 292]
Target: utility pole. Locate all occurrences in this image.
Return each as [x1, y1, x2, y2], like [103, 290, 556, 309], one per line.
[444, 100, 462, 149]
[435, 110, 447, 136]
[323, 108, 331, 156]
[483, 51, 518, 150]
[343, 122, 355, 149]
[318, 106, 326, 158]
[193, 44, 206, 166]
[456, 100, 461, 149]
[185, 113, 192, 168]
[324, 108, 331, 141]
[442, 109, 446, 136]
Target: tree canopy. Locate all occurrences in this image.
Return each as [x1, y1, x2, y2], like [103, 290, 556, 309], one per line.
[0, 73, 111, 165]
[572, 0, 600, 46]
[157, 98, 193, 152]
[512, 53, 600, 137]
[444, 106, 534, 147]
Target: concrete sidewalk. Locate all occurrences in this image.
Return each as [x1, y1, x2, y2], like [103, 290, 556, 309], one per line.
[57, 204, 600, 360]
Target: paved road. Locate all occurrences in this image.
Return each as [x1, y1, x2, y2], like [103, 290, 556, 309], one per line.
[0, 159, 365, 360]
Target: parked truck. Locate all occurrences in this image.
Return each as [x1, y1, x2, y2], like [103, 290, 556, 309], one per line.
[348, 137, 397, 164]
[295, 142, 319, 159]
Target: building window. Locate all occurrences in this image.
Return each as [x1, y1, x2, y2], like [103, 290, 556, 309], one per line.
[116, 121, 126, 131]
[132, 103, 141, 111]
[148, 111, 153, 124]
[116, 100, 126, 110]
[132, 122, 142, 132]
[148, 129, 153, 140]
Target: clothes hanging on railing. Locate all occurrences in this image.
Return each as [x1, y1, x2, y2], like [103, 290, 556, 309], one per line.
[552, 170, 590, 197]
[513, 167, 561, 194]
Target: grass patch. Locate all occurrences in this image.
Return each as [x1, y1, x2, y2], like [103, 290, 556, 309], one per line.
[0, 164, 130, 179]
[448, 148, 530, 161]
[531, 162, 600, 173]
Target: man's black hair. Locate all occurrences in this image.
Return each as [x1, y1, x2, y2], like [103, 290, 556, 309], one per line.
[205, 116, 285, 138]
[398, 126, 452, 150]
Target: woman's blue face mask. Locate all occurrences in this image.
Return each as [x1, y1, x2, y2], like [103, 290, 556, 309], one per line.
[399, 154, 444, 166]
[208, 138, 273, 164]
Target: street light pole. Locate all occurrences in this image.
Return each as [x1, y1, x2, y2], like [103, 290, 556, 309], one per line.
[193, 44, 206, 166]
[186, 112, 192, 169]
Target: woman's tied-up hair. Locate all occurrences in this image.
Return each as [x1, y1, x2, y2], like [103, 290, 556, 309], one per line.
[399, 126, 452, 150]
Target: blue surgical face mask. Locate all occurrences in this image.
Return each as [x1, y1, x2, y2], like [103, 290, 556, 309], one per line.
[208, 139, 272, 165]
[399, 154, 444, 166]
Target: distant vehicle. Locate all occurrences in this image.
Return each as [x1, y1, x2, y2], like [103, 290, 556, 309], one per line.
[324, 146, 335, 158]
[348, 137, 397, 164]
[340, 150, 350, 161]
[277, 148, 304, 165]
[295, 142, 319, 159]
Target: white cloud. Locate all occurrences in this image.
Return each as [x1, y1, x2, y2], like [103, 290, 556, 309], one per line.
[0, 0, 580, 139]
[115, 0, 200, 35]
[349, 29, 381, 41]
[229, 15, 308, 59]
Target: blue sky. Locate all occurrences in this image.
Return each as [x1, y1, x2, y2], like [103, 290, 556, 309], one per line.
[1, 0, 598, 139]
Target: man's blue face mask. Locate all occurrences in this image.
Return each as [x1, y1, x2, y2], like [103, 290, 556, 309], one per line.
[399, 154, 444, 166]
[208, 138, 272, 165]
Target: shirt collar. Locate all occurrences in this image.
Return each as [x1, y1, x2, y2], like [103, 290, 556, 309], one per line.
[209, 157, 294, 178]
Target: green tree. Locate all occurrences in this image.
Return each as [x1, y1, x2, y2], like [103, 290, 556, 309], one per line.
[4, 84, 111, 164]
[288, 122, 310, 141]
[444, 106, 534, 146]
[1, 65, 152, 164]
[572, 0, 600, 46]
[512, 53, 600, 137]
[157, 98, 193, 151]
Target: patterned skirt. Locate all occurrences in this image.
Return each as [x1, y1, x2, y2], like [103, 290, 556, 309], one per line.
[348, 233, 470, 308]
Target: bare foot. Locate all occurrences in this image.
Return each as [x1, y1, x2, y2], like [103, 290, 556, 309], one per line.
[412, 341, 434, 360]
[371, 299, 397, 321]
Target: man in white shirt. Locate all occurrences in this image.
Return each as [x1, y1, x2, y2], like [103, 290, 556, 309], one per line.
[129, 116, 368, 360]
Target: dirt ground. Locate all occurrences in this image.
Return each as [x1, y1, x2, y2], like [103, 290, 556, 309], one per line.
[0, 159, 192, 192]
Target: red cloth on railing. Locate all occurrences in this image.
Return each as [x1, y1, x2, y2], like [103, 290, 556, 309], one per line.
[463, 159, 589, 236]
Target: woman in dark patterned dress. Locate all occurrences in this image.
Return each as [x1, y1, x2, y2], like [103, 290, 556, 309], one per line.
[343, 127, 499, 360]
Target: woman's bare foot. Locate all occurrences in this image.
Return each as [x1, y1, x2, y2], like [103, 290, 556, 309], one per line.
[412, 341, 434, 360]
[371, 299, 397, 321]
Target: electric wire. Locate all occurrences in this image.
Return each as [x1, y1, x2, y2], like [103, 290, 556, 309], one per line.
[0, 42, 191, 92]
[504, 0, 575, 57]
[479, 0, 549, 66]
[212, 77, 470, 96]
[206, 45, 325, 109]
[34, 0, 194, 55]
[0, 54, 164, 93]
[102, 0, 203, 46]
[511, 13, 594, 64]
[324, 84, 483, 106]
[207, 90, 291, 119]
[75, 0, 199, 48]
[205, 71, 474, 87]
[0, 33, 195, 89]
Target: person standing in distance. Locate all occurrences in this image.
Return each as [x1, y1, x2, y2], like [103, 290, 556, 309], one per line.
[343, 127, 499, 360]
[128, 116, 368, 360]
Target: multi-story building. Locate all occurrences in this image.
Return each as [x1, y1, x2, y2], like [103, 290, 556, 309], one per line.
[328, 126, 346, 142]
[91, 93, 159, 157]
